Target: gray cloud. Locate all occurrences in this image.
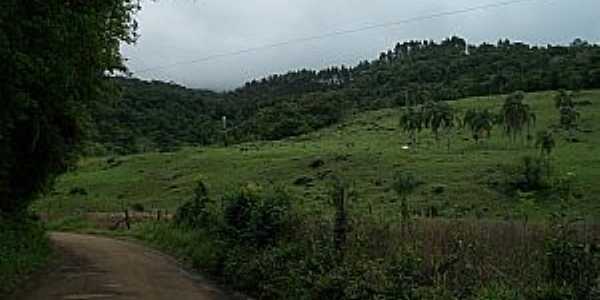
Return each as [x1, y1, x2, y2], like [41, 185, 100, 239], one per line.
[121, 0, 600, 90]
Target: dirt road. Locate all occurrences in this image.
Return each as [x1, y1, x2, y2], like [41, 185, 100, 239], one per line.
[10, 232, 236, 300]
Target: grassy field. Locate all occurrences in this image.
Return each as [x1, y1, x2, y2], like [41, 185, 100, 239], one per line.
[36, 90, 600, 220]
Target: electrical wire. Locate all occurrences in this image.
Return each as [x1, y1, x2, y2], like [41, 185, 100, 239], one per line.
[134, 0, 554, 74]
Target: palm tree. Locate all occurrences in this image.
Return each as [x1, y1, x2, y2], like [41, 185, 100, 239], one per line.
[554, 89, 574, 109]
[463, 109, 495, 144]
[536, 130, 556, 157]
[423, 101, 456, 150]
[560, 106, 580, 141]
[535, 129, 556, 174]
[555, 89, 580, 142]
[399, 107, 423, 147]
[392, 171, 419, 235]
[501, 91, 536, 144]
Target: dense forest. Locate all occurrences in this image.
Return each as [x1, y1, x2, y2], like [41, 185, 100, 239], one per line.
[91, 37, 600, 155]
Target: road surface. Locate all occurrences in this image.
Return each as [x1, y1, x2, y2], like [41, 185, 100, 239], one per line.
[11, 232, 237, 300]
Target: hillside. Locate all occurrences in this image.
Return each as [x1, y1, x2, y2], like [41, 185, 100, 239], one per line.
[38, 89, 600, 220]
[88, 37, 600, 155]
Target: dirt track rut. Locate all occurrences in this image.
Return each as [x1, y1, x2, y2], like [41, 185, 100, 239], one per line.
[10, 232, 235, 300]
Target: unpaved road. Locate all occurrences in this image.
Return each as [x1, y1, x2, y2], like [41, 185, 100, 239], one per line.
[10, 232, 236, 300]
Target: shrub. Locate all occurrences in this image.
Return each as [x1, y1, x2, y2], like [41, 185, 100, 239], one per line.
[222, 184, 293, 248]
[174, 181, 213, 228]
[0, 215, 51, 295]
[544, 214, 600, 299]
[475, 283, 524, 300]
[130, 203, 145, 212]
[502, 156, 548, 194]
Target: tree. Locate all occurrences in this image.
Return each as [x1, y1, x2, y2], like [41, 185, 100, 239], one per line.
[535, 129, 556, 173]
[399, 107, 423, 147]
[0, 1, 139, 214]
[392, 171, 420, 235]
[554, 89, 574, 109]
[559, 106, 580, 141]
[554, 90, 580, 141]
[501, 91, 536, 144]
[536, 130, 556, 157]
[422, 101, 456, 150]
[463, 109, 495, 144]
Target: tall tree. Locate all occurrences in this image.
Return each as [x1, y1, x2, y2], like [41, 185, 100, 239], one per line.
[559, 106, 580, 141]
[554, 89, 575, 109]
[0, 0, 139, 214]
[535, 129, 556, 174]
[399, 107, 423, 148]
[422, 101, 456, 150]
[554, 90, 580, 141]
[501, 91, 536, 144]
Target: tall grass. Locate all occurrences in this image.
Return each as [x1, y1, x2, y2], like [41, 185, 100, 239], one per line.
[133, 184, 600, 299]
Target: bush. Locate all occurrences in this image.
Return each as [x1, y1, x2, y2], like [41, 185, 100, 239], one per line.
[0, 215, 51, 295]
[502, 156, 548, 194]
[174, 181, 213, 228]
[144, 183, 600, 299]
[130, 203, 145, 212]
[222, 184, 293, 248]
[475, 283, 524, 300]
[544, 214, 600, 299]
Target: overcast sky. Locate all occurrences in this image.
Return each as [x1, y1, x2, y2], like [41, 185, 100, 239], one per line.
[121, 0, 600, 91]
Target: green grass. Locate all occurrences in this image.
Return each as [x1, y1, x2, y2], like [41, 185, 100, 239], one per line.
[36, 90, 600, 220]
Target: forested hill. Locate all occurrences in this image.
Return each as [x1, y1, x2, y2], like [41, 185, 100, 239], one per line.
[87, 78, 225, 154]
[91, 37, 600, 155]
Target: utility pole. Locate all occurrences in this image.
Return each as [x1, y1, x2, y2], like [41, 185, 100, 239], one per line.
[222, 116, 228, 147]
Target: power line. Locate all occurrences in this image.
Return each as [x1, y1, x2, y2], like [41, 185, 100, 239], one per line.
[135, 0, 553, 74]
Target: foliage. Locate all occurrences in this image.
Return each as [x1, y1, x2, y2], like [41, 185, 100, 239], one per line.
[0, 0, 138, 213]
[554, 90, 581, 141]
[174, 181, 213, 228]
[554, 90, 575, 110]
[330, 178, 350, 256]
[135, 181, 600, 299]
[87, 37, 600, 155]
[399, 107, 424, 146]
[0, 215, 51, 295]
[545, 213, 600, 299]
[422, 102, 455, 139]
[535, 130, 556, 158]
[474, 283, 524, 300]
[392, 171, 420, 199]
[221, 185, 293, 248]
[559, 106, 580, 132]
[463, 109, 497, 143]
[504, 156, 548, 193]
[501, 92, 536, 143]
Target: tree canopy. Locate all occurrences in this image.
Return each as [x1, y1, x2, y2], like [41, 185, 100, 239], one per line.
[0, 0, 138, 214]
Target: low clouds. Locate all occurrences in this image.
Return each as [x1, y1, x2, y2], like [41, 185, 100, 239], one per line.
[122, 0, 600, 90]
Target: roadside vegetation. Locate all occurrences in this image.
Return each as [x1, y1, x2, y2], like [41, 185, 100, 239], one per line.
[0, 215, 51, 295]
[130, 180, 600, 299]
